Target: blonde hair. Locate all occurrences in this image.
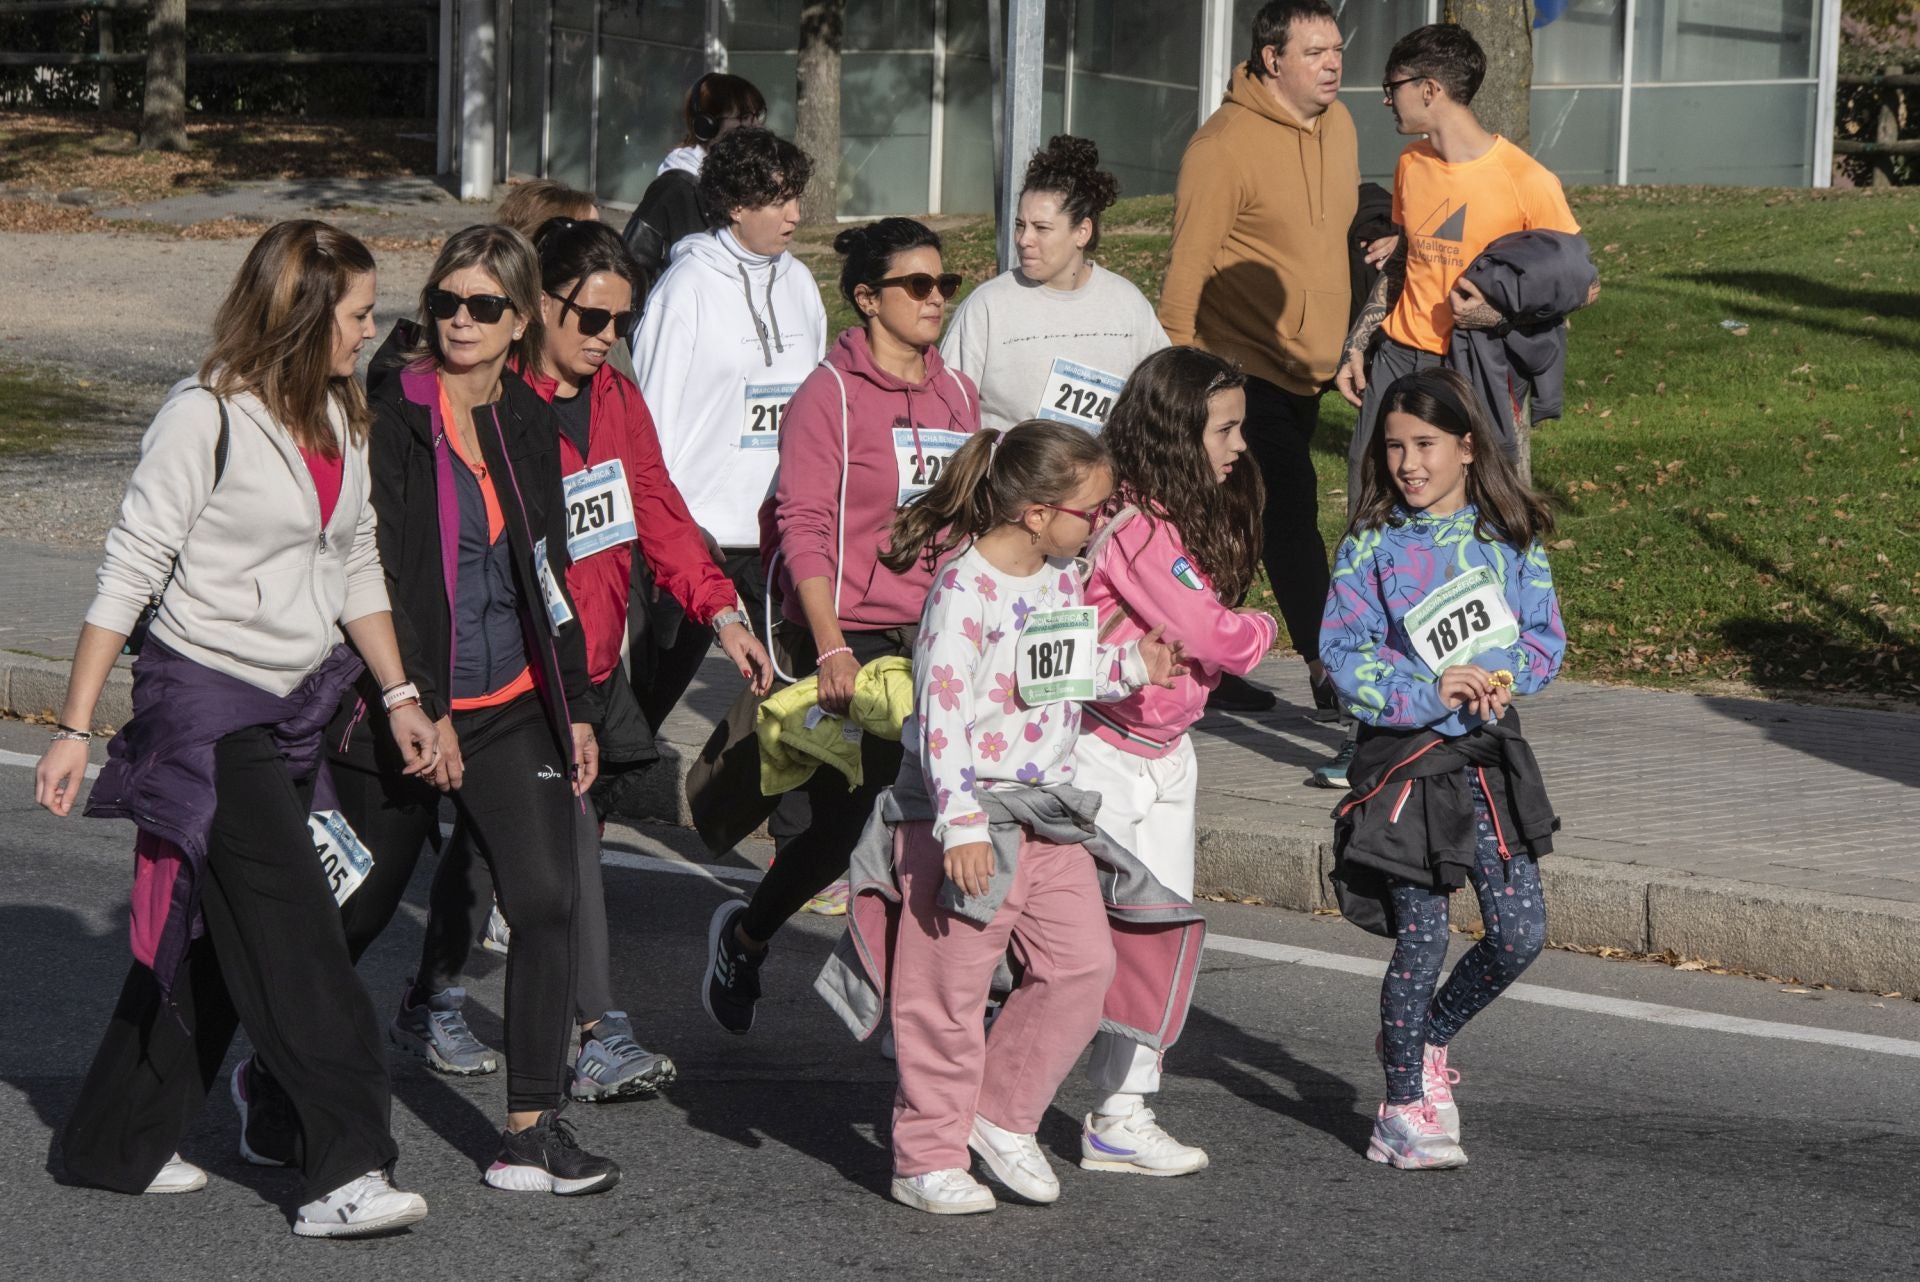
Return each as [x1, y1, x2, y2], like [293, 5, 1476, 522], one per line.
[495, 179, 597, 240]
[410, 224, 544, 374]
[199, 219, 375, 455]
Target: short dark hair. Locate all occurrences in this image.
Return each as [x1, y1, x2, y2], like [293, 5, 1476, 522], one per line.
[684, 72, 767, 147]
[1385, 24, 1487, 106]
[1248, 0, 1337, 77]
[833, 216, 942, 308]
[699, 127, 813, 217]
[532, 216, 640, 299]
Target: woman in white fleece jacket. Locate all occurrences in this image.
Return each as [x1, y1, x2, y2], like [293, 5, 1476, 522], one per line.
[34, 221, 442, 1240]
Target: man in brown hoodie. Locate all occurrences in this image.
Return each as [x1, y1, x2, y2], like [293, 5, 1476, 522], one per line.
[1160, 0, 1358, 713]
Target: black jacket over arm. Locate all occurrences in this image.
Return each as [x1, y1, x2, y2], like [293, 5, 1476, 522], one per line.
[1329, 713, 1560, 937]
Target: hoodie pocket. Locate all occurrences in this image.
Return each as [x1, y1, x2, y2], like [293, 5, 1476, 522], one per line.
[1285, 288, 1346, 341]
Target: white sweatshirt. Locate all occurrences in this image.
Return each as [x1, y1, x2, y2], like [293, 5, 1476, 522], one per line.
[631, 228, 829, 548]
[939, 264, 1170, 433]
[86, 379, 388, 695]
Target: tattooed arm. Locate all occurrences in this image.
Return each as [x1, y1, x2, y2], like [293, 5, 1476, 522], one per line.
[1335, 235, 1405, 408]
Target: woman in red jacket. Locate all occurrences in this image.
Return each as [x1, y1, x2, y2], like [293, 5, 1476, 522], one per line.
[412, 217, 773, 1100]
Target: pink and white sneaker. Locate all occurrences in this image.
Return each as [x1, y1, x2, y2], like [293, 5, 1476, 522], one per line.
[1422, 1044, 1462, 1141]
[1366, 1099, 1469, 1170]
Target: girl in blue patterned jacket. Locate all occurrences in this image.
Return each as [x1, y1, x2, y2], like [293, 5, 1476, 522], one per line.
[1320, 367, 1565, 1171]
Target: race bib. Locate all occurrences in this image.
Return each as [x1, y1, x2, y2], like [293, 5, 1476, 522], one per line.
[1403, 565, 1520, 675]
[531, 536, 574, 635]
[1037, 358, 1123, 432]
[1017, 606, 1097, 705]
[562, 459, 638, 561]
[741, 382, 797, 450]
[309, 809, 374, 907]
[894, 427, 969, 506]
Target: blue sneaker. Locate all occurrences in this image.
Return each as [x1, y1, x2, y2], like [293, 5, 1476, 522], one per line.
[1309, 734, 1357, 790]
[570, 1012, 677, 1101]
[388, 981, 500, 1075]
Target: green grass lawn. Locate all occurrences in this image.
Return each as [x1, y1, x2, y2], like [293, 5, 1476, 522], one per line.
[801, 185, 1920, 702]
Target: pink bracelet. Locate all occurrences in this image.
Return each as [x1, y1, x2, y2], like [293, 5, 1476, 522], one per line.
[816, 646, 854, 668]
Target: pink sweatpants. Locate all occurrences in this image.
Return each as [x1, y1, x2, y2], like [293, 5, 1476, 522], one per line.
[889, 819, 1116, 1176]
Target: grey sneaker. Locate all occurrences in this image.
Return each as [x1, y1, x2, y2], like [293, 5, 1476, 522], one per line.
[388, 982, 500, 1075]
[570, 1012, 678, 1101]
[480, 903, 511, 956]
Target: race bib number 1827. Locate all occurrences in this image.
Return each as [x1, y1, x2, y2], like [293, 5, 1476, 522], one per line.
[1017, 606, 1097, 705]
[1402, 565, 1520, 675]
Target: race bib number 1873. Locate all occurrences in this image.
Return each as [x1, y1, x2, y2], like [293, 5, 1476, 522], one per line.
[1403, 564, 1520, 675]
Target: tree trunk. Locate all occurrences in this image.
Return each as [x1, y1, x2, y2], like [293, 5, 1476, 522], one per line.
[139, 0, 189, 152]
[795, 0, 845, 226]
[1444, 0, 1532, 150]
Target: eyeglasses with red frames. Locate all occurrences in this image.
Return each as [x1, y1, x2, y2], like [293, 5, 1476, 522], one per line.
[1042, 502, 1100, 523]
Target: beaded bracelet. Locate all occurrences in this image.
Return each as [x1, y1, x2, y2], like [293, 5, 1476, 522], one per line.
[815, 646, 854, 668]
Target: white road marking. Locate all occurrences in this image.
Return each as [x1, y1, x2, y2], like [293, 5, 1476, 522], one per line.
[4, 749, 1913, 1059]
[1204, 933, 1920, 1060]
[0, 748, 99, 778]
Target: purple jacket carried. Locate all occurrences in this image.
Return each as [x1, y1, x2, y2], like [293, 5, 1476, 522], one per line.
[85, 640, 366, 1001]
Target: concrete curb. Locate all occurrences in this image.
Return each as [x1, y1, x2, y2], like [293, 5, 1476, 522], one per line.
[7, 650, 1914, 997]
[1, 655, 131, 730]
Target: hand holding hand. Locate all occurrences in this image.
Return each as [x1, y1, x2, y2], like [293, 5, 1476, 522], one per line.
[389, 703, 440, 779]
[430, 716, 465, 792]
[944, 840, 995, 899]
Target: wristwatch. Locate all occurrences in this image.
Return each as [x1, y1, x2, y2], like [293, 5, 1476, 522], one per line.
[711, 607, 751, 635]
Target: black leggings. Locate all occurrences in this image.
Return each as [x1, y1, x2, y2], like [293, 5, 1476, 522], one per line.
[333, 694, 581, 1113]
[1242, 375, 1331, 666]
[63, 727, 397, 1201]
[738, 624, 911, 944]
[633, 548, 767, 734]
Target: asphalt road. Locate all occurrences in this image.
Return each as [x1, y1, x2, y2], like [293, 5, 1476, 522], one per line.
[1, 719, 1915, 1281]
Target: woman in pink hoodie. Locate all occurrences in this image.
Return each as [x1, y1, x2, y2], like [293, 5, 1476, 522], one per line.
[1074, 347, 1277, 1175]
[701, 217, 979, 1035]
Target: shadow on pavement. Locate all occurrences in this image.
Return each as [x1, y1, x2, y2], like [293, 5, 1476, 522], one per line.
[1175, 1003, 1373, 1156]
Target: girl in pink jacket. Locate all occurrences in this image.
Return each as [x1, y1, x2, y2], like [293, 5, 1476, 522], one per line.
[1074, 347, 1277, 1175]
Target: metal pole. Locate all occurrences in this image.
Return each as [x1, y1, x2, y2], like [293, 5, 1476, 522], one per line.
[436, 0, 455, 175]
[458, 0, 497, 200]
[1615, 0, 1635, 186]
[997, 0, 1043, 273]
[929, 0, 948, 214]
[1813, 0, 1841, 187]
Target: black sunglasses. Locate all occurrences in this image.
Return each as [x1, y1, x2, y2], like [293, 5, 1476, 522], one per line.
[870, 273, 963, 302]
[1382, 75, 1423, 98]
[427, 287, 515, 325]
[547, 290, 637, 341]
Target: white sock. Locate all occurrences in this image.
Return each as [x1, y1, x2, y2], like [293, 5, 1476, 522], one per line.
[1095, 1093, 1145, 1119]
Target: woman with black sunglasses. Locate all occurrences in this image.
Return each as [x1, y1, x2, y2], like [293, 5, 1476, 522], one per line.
[318, 223, 622, 1196]
[700, 217, 979, 1034]
[407, 216, 777, 1102]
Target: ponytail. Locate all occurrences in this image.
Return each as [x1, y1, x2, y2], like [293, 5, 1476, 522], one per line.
[881, 420, 1110, 575]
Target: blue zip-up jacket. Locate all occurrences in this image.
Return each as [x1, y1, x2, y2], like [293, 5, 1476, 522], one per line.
[1320, 505, 1564, 737]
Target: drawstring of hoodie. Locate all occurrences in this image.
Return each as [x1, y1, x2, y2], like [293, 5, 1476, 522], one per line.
[736, 263, 785, 367]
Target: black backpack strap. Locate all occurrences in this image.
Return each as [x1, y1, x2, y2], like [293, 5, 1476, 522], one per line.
[212, 395, 229, 486]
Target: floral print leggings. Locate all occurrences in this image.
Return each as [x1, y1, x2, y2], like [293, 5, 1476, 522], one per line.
[1380, 769, 1547, 1104]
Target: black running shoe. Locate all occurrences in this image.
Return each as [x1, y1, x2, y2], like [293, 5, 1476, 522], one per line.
[483, 1110, 620, 1196]
[231, 1056, 300, 1168]
[702, 900, 766, 1035]
[1207, 671, 1278, 714]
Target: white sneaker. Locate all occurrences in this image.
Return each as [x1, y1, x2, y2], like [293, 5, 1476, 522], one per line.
[1422, 1044, 1463, 1142]
[890, 1167, 996, 1215]
[1080, 1105, 1210, 1176]
[293, 1170, 429, 1238]
[967, 1114, 1060, 1204]
[480, 903, 511, 956]
[144, 1153, 207, 1194]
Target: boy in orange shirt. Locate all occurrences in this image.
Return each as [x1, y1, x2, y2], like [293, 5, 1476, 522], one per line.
[1334, 23, 1585, 499]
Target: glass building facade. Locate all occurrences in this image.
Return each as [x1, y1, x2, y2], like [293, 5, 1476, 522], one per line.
[492, 0, 1838, 215]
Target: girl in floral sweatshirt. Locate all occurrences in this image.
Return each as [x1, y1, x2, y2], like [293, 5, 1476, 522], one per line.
[876, 420, 1180, 1215]
[1073, 347, 1276, 1176]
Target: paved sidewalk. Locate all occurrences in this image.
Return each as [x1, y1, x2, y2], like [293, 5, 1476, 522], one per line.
[4, 532, 1917, 992]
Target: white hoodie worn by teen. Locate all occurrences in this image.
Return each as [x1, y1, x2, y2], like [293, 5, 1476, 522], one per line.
[631, 227, 829, 549]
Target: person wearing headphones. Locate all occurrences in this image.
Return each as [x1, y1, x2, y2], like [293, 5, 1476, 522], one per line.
[621, 72, 768, 295]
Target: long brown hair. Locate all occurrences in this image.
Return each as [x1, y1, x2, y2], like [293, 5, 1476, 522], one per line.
[408, 224, 544, 375]
[1103, 347, 1261, 601]
[1349, 367, 1555, 548]
[199, 219, 375, 455]
[881, 420, 1111, 575]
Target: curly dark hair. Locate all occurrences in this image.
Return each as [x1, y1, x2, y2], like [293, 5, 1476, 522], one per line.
[699, 126, 813, 216]
[1102, 347, 1262, 603]
[1020, 135, 1120, 252]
